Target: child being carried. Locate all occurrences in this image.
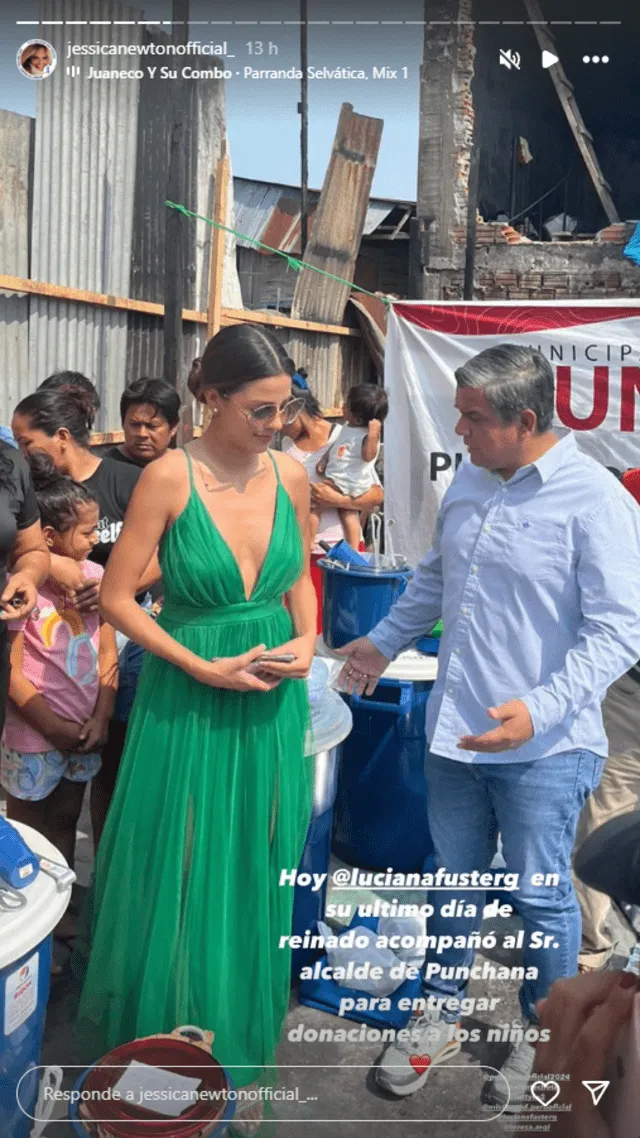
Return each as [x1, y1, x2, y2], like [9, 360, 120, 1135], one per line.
[0, 454, 118, 964]
[312, 384, 388, 550]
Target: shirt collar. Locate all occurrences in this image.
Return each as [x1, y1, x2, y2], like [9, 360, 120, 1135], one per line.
[485, 430, 576, 487]
[530, 430, 576, 483]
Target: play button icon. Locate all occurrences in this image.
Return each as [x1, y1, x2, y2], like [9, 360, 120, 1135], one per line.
[542, 50, 559, 68]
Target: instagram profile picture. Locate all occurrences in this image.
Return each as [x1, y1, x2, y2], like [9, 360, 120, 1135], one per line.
[17, 40, 57, 79]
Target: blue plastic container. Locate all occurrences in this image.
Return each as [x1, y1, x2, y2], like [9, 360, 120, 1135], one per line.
[0, 938, 53, 1138]
[333, 675, 435, 873]
[0, 816, 39, 889]
[320, 559, 411, 650]
[0, 824, 71, 1138]
[320, 539, 370, 567]
[299, 915, 423, 1030]
[416, 635, 440, 656]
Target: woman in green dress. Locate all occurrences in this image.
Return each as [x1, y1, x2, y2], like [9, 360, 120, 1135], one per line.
[75, 325, 316, 1135]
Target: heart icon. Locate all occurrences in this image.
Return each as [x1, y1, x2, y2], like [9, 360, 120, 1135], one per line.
[409, 1054, 431, 1075]
[530, 1080, 560, 1106]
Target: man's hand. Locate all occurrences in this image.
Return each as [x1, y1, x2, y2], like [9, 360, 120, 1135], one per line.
[71, 579, 101, 614]
[535, 971, 638, 1137]
[335, 637, 390, 697]
[50, 556, 100, 612]
[458, 699, 534, 753]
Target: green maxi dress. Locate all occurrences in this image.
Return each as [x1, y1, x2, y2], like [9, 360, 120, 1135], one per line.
[75, 450, 314, 1093]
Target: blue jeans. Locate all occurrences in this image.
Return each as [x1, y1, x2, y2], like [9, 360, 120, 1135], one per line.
[422, 750, 604, 1023]
[113, 596, 152, 723]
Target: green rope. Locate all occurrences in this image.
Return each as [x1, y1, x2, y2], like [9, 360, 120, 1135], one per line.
[165, 199, 392, 308]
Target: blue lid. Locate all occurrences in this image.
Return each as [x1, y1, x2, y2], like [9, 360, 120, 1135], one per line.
[318, 557, 411, 581]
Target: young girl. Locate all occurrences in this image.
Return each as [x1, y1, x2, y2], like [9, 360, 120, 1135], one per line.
[1, 455, 118, 942]
[313, 383, 389, 549]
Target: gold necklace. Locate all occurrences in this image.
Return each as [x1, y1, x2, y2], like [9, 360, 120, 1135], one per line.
[191, 443, 265, 493]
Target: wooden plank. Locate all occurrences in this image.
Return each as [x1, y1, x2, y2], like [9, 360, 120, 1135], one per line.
[91, 415, 339, 446]
[389, 208, 412, 240]
[0, 274, 203, 320]
[291, 103, 383, 326]
[0, 274, 360, 338]
[523, 0, 620, 224]
[207, 145, 231, 340]
[220, 306, 360, 337]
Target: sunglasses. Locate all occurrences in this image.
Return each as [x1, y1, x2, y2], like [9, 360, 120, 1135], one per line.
[222, 395, 305, 426]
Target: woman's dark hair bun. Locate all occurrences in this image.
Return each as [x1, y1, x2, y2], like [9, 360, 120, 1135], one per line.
[187, 357, 203, 400]
[60, 385, 95, 425]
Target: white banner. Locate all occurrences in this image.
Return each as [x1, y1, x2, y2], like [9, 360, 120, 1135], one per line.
[384, 301, 640, 568]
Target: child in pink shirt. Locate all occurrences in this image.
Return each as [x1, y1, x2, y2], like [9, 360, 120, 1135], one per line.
[1, 457, 118, 895]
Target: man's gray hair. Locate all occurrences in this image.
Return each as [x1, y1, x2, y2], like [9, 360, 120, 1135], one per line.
[454, 345, 555, 434]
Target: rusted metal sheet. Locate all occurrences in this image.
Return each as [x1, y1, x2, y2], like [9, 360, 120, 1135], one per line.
[233, 176, 395, 256]
[290, 104, 383, 328]
[279, 329, 371, 410]
[0, 111, 33, 422]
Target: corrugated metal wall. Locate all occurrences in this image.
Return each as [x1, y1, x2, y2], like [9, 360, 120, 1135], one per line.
[28, 0, 142, 431]
[0, 4, 369, 426]
[281, 330, 372, 409]
[0, 111, 33, 421]
[232, 176, 395, 254]
[126, 28, 241, 386]
[0, 2, 239, 431]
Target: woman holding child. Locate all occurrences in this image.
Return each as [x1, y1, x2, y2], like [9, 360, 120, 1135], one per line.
[280, 376, 384, 632]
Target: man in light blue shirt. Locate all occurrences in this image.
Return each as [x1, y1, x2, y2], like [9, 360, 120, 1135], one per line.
[338, 344, 640, 1108]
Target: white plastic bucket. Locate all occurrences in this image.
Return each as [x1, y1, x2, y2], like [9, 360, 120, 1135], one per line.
[0, 822, 72, 1138]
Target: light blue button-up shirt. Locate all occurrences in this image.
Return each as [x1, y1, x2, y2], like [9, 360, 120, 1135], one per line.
[369, 433, 640, 764]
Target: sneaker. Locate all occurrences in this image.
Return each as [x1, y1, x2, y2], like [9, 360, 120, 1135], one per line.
[376, 1010, 462, 1097]
[481, 1039, 536, 1113]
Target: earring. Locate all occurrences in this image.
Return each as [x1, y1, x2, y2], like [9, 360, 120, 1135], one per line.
[212, 407, 218, 416]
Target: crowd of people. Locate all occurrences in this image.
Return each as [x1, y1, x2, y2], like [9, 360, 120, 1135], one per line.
[0, 325, 388, 1135]
[0, 329, 639, 1136]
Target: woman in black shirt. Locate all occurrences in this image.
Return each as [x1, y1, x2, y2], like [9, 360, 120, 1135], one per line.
[11, 389, 160, 845]
[0, 445, 49, 733]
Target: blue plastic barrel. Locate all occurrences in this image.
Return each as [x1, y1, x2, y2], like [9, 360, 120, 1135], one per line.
[0, 937, 53, 1138]
[333, 676, 435, 873]
[319, 560, 411, 650]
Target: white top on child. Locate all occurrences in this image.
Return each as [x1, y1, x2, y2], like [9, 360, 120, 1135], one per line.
[324, 425, 381, 498]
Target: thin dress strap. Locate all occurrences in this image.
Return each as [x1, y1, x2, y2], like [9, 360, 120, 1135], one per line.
[267, 450, 281, 486]
[182, 447, 196, 491]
